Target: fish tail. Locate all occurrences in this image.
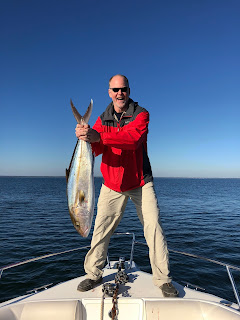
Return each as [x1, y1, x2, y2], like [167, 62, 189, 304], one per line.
[70, 99, 93, 124]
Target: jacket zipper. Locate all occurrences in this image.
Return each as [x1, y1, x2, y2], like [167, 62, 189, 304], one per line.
[118, 112, 133, 132]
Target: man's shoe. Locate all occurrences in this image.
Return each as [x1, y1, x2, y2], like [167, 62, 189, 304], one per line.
[160, 282, 179, 297]
[77, 277, 102, 292]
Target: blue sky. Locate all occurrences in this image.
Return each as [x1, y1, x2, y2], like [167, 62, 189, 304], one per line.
[1, 0, 239, 178]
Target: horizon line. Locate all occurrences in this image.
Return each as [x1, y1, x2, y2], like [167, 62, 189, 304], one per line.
[0, 175, 239, 179]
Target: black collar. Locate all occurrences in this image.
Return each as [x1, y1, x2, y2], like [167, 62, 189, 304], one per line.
[102, 99, 137, 121]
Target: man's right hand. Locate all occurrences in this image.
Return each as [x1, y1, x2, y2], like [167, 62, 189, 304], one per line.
[75, 124, 100, 143]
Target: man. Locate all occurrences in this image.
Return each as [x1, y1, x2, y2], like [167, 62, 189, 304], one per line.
[75, 74, 178, 297]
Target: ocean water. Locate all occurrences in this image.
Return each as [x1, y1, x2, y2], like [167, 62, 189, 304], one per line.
[0, 177, 240, 303]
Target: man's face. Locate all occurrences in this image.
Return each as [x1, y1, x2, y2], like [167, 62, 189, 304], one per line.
[108, 75, 130, 112]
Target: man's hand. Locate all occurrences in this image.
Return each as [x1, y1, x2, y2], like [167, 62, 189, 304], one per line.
[75, 124, 100, 143]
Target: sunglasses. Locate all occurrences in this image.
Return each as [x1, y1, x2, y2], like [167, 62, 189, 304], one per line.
[110, 87, 129, 93]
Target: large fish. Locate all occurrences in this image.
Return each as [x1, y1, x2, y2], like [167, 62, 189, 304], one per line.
[66, 99, 95, 237]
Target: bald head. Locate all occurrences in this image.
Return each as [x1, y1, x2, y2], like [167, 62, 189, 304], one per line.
[109, 74, 129, 88]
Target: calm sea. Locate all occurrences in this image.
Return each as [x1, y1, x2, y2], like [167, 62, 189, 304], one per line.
[0, 177, 239, 303]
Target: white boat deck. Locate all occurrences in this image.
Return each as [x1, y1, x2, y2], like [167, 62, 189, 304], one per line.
[6, 266, 222, 302]
[1, 261, 240, 320]
[4, 261, 235, 304]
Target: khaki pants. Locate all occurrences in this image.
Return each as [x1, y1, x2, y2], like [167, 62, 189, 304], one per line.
[84, 182, 171, 287]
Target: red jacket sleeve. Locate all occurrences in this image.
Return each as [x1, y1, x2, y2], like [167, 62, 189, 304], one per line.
[99, 111, 149, 151]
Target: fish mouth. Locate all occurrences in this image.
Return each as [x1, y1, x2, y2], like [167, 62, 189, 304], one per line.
[71, 219, 89, 237]
[74, 223, 89, 237]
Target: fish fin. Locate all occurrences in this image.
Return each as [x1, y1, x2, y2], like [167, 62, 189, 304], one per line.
[70, 99, 93, 125]
[65, 168, 69, 183]
[82, 99, 93, 124]
[79, 190, 85, 203]
[70, 99, 84, 124]
[73, 190, 85, 208]
[66, 140, 79, 181]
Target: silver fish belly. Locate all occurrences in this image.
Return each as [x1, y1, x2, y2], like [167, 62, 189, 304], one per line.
[66, 100, 95, 237]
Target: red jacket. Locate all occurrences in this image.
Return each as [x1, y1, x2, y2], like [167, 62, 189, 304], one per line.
[91, 99, 153, 192]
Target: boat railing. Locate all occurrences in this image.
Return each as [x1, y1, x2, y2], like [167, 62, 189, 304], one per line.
[135, 239, 240, 309]
[0, 245, 91, 279]
[0, 232, 240, 309]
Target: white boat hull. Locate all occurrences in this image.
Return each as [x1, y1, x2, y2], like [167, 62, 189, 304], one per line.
[1, 261, 239, 320]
